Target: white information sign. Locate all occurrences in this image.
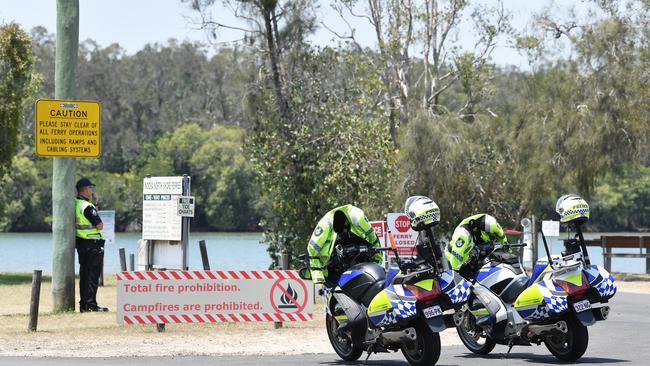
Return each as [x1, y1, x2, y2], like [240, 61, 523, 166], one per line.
[98, 210, 115, 245]
[386, 213, 419, 257]
[542, 220, 560, 237]
[177, 196, 195, 217]
[116, 270, 313, 325]
[142, 176, 184, 241]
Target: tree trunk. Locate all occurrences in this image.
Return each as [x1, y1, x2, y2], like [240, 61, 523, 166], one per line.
[262, 8, 290, 123]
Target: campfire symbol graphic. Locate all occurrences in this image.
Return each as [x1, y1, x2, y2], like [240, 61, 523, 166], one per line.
[278, 283, 299, 309]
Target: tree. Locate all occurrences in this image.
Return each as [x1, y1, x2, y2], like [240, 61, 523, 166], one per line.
[0, 23, 39, 175]
[247, 49, 396, 266]
[328, 0, 511, 145]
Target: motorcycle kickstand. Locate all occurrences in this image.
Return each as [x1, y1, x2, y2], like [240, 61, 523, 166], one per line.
[503, 340, 515, 359]
[362, 352, 372, 366]
[362, 346, 374, 366]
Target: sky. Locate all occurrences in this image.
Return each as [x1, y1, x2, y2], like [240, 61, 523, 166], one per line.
[0, 0, 584, 68]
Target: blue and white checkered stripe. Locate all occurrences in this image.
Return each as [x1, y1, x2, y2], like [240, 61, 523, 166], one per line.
[543, 295, 569, 315]
[370, 311, 397, 327]
[526, 305, 550, 320]
[447, 280, 471, 304]
[390, 300, 418, 320]
[596, 273, 616, 297]
[596, 265, 617, 298]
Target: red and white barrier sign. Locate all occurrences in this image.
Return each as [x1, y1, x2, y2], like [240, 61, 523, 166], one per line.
[116, 270, 313, 325]
[386, 213, 419, 256]
[370, 220, 387, 248]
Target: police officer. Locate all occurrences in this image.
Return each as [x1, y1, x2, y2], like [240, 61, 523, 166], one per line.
[307, 205, 382, 285]
[75, 177, 108, 312]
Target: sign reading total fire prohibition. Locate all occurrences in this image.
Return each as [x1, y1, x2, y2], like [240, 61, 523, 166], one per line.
[35, 99, 101, 157]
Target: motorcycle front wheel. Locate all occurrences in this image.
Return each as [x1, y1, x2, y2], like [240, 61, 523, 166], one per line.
[401, 321, 441, 366]
[456, 311, 496, 354]
[325, 314, 363, 361]
[544, 315, 589, 361]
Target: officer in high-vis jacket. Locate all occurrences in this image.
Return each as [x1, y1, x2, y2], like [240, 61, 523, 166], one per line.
[75, 177, 108, 312]
[307, 205, 382, 285]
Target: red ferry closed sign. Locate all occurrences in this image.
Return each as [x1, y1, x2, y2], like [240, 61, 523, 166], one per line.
[386, 213, 418, 256]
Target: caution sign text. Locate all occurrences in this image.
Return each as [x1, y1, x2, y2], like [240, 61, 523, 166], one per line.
[35, 99, 101, 157]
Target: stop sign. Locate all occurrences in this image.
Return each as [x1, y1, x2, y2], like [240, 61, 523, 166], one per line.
[395, 215, 411, 233]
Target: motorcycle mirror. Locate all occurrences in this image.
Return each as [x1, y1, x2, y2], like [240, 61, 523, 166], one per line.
[298, 267, 312, 280]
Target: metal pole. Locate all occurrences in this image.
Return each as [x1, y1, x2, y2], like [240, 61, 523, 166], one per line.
[52, 0, 79, 312]
[129, 253, 135, 271]
[275, 253, 290, 329]
[281, 252, 290, 270]
[28, 270, 42, 332]
[181, 175, 191, 270]
[199, 240, 210, 270]
[119, 247, 127, 271]
[531, 215, 538, 266]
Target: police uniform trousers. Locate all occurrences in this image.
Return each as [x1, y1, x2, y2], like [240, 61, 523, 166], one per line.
[76, 237, 104, 309]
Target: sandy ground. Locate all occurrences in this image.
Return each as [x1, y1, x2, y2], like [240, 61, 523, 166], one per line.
[0, 272, 647, 357]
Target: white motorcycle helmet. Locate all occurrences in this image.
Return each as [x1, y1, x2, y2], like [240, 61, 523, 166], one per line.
[405, 196, 441, 231]
[556, 194, 590, 224]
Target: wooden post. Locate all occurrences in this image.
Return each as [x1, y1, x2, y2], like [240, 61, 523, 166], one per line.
[129, 253, 135, 271]
[199, 240, 210, 270]
[28, 270, 42, 332]
[603, 237, 611, 272]
[645, 237, 650, 275]
[119, 247, 127, 271]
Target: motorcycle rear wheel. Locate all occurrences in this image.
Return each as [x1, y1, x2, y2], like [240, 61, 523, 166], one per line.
[401, 321, 441, 366]
[544, 315, 589, 361]
[456, 312, 496, 354]
[325, 314, 363, 361]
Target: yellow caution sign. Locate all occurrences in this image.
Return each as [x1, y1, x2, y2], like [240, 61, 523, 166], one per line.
[35, 99, 101, 157]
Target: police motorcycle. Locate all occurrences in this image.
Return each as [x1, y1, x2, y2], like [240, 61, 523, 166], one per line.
[455, 195, 617, 361]
[298, 196, 471, 366]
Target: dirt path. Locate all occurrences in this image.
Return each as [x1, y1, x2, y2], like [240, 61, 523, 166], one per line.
[0, 272, 646, 357]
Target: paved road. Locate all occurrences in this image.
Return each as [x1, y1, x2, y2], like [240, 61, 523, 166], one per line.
[2, 292, 647, 365]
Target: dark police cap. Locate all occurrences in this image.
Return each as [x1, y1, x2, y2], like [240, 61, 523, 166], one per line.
[76, 177, 95, 191]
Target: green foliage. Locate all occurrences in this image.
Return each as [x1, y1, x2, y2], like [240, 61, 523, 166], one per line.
[0, 23, 39, 175]
[247, 49, 397, 265]
[592, 166, 650, 230]
[0, 152, 51, 231]
[137, 123, 260, 231]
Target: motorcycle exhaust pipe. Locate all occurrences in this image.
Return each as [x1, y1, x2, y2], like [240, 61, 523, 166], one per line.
[594, 306, 610, 321]
[381, 327, 417, 345]
[527, 320, 568, 338]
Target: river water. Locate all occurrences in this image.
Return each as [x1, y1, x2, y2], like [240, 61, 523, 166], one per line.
[0, 232, 270, 274]
[0, 231, 647, 274]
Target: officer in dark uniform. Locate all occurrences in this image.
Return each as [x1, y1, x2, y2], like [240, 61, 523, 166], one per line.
[75, 177, 109, 312]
